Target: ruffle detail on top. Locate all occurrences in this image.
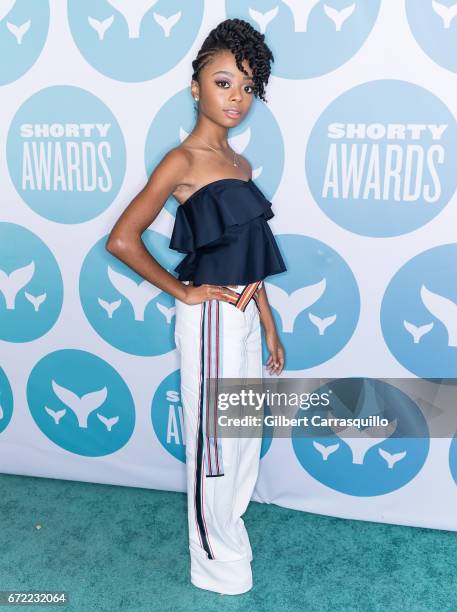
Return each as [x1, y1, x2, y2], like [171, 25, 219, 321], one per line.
[169, 179, 273, 253]
[168, 178, 287, 285]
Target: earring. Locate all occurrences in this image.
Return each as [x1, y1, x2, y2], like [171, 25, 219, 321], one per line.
[195, 96, 199, 101]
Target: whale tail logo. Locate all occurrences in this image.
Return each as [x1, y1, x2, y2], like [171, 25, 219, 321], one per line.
[25, 291, 46, 312]
[6, 20, 30, 44]
[313, 441, 339, 460]
[320, 380, 400, 465]
[378, 448, 406, 469]
[309, 312, 337, 335]
[0, 261, 35, 310]
[281, 0, 355, 32]
[156, 302, 175, 324]
[88, 15, 114, 41]
[105, 0, 159, 38]
[330, 416, 398, 464]
[420, 284, 457, 347]
[324, 3, 356, 32]
[51, 380, 108, 428]
[153, 11, 181, 37]
[248, 7, 279, 33]
[403, 320, 434, 344]
[107, 265, 160, 321]
[281, 0, 320, 32]
[432, 0, 457, 28]
[97, 414, 119, 432]
[265, 279, 327, 333]
[98, 297, 121, 318]
[44, 406, 66, 425]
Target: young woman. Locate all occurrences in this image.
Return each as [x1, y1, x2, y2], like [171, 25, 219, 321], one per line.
[106, 18, 287, 596]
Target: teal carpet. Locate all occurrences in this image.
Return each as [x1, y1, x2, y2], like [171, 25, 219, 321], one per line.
[0, 472, 455, 611]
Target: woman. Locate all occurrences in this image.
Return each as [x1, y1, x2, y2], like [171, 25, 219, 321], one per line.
[106, 18, 287, 595]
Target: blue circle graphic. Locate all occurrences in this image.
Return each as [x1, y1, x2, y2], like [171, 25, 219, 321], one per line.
[381, 243, 457, 378]
[27, 349, 135, 456]
[406, 1, 457, 75]
[151, 370, 273, 465]
[0, 0, 49, 85]
[226, 0, 381, 79]
[151, 370, 185, 463]
[292, 378, 429, 496]
[80, 231, 183, 356]
[7, 85, 126, 223]
[306, 80, 457, 237]
[67, 0, 204, 82]
[0, 223, 63, 342]
[262, 235, 360, 371]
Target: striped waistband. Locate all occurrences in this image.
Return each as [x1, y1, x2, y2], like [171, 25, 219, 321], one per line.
[221, 281, 262, 313]
[182, 280, 263, 313]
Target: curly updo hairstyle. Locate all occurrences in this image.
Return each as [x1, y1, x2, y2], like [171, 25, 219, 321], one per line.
[191, 18, 274, 103]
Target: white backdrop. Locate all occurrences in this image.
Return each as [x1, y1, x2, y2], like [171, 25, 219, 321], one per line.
[2, 0, 457, 531]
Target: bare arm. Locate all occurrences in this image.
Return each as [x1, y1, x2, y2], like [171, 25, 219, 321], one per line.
[239, 155, 285, 374]
[240, 157, 281, 333]
[256, 285, 275, 333]
[105, 148, 190, 301]
[106, 148, 240, 307]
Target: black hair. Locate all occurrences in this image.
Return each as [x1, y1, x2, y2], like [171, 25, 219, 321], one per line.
[191, 18, 274, 103]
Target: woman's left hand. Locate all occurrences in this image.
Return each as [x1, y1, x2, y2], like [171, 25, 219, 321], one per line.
[265, 330, 285, 375]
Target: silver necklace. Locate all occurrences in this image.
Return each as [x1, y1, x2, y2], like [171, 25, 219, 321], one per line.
[193, 134, 238, 167]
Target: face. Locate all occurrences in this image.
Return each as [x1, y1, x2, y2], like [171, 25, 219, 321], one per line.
[191, 50, 255, 126]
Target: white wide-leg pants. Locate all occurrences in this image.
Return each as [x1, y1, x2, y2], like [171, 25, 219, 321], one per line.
[174, 283, 263, 595]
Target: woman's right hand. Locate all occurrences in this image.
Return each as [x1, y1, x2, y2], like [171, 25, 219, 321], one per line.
[182, 284, 239, 305]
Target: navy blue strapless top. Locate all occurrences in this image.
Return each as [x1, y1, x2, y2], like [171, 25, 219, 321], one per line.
[169, 178, 287, 286]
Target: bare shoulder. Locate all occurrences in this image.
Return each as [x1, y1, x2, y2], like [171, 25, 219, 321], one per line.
[129, 148, 186, 221]
[165, 145, 193, 166]
[236, 154, 253, 179]
[154, 146, 192, 183]
[105, 146, 194, 247]
[143, 146, 191, 197]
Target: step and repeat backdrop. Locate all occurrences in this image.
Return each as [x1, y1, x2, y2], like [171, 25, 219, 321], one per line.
[1, 0, 457, 531]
